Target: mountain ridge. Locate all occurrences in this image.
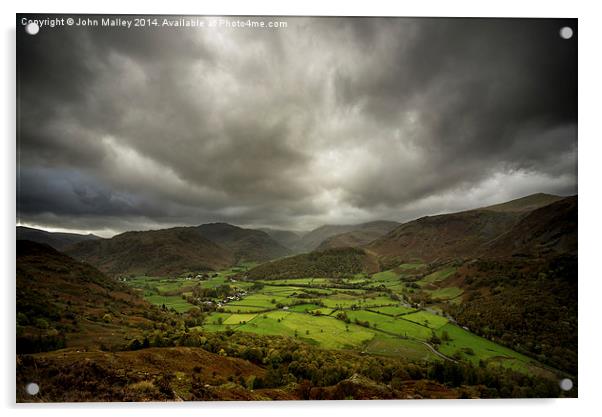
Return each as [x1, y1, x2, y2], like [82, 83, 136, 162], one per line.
[367, 193, 572, 263]
[17, 226, 100, 250]
[196, 222, 291, 262]
[65, 226, 235, 276]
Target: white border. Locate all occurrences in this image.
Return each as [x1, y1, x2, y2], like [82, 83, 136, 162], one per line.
[3, 1, 601, 416]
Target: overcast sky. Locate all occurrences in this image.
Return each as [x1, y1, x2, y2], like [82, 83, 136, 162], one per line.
[17, 16, 577, 237]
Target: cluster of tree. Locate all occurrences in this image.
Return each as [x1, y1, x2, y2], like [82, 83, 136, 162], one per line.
[191, 284, 236, 300]
[245, 247, 369, 280]
[294, 289, 328, 299]
[249, 282, 264, 291]
[123, 329, 563, 398]
[182, 307, 207, 328]
[446, 255, 577, 374]
[404, 290, 433, 307]
[16, 330, 66, 353]
[16, 240, 180, 355]
[17, 292, 100, 353]
[258, 277, 390, 292]
[16, 354, 177, 402]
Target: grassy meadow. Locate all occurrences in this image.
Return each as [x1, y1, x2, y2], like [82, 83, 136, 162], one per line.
[121, 262, 556, 378]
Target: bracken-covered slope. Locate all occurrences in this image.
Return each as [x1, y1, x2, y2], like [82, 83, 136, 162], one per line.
[17, 226, 100, 251]
[16, 241, 286, 401]
[447, 255, 577, 375]
[367, 193, 567, 263]
[245, 247, 380, 280]
[480, 196, 577, 258]
[196, 223, 291, 262]
[16, 240, 161, 353]
[395, 195, 578, 375]
[65, 227, 235, 276]
[17, 334, 476, 402]
[367, 210, 519, 262]
[17, 347, 272, 402]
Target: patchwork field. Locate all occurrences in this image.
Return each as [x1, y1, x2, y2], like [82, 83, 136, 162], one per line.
[435, 323, 545, 374]
[122, 263, 555, 378]
[364, 334, 437, 361]
[402, 311, 448, 329]
[145, 294, 195, 313]
[222, 305, 267, 313]
[239, 311, 377, 350]
[344, 310, 433, 340]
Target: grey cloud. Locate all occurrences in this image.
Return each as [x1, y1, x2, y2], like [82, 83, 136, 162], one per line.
[16, 15, 577, 235]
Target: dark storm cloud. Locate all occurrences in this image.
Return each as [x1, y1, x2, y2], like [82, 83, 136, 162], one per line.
[16, 16, 577, 235]
[330, 18, 577, 209]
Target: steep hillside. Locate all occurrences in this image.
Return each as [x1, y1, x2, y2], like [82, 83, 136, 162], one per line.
[17, 347, 272, 402]
[447, 255, 577, 374]
[65, 227, 234, 276]
[17, 226, 100, 250]
[368, 210, 519, 262]
[17, 332, 489, 402]
[196, 223, 291, 262]
[245, 247, 380, 280]
[316, 221, 401, 250]
[383, 195, 578, 374]
[480, 196, 577, 258]
[297, 221, 399, 253]
[368, 193, 566, 263]
[16, 241, 291, 402]
[16, 240, 163, 353]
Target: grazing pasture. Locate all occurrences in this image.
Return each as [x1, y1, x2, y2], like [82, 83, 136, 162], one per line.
[145, 295, 195, 312]
[418, 267, 457, 287]
[435, 323, 543, 373]
[368, 305, 416, 316]
[237, 311, 377, 350]
[122, 263, 553, 378]
[429, 286, 463, 300]
[344, 310, 432, 340]
[364, 334, 438, 361]
[402, 311, 448, 329]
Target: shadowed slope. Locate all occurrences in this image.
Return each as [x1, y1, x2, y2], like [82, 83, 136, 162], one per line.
[368, 193, 567, 262]
[17, 226, 100, 250]
[65, 227, 235, 276]
[196, 223, 291, 262]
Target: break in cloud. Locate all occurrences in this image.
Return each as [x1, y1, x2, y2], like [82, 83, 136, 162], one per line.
[17, 16, 577, 237]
